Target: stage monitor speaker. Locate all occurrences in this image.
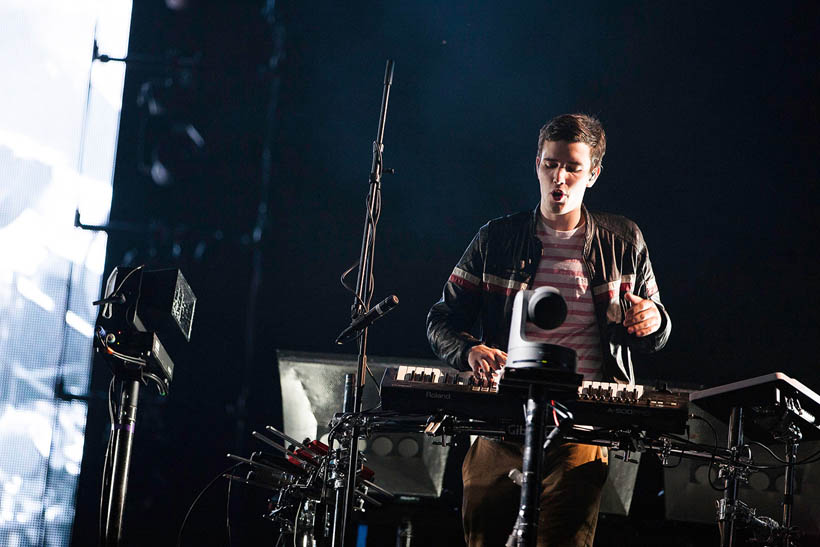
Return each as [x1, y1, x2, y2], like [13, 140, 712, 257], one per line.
[277, 350, 452, 500]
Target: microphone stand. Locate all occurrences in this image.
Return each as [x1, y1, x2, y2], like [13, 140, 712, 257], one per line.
[332, 59, 395, 547]
[102, 377, 141, 547]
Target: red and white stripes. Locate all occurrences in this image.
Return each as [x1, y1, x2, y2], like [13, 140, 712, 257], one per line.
[525, 222, 603, 380]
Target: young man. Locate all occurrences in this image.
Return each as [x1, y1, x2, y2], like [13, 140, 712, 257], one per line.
[426, 114, 671, 546]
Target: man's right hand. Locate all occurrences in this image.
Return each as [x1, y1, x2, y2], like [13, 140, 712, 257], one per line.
[467, 344, 507, 378]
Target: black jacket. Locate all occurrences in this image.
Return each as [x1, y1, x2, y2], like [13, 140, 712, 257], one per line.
[426, 206, 671, 384]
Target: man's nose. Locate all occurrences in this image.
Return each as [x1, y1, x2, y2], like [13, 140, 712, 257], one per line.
[553, 166, 567, 183]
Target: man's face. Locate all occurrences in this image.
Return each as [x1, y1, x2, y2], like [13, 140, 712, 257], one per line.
[536, 140, 598, 229]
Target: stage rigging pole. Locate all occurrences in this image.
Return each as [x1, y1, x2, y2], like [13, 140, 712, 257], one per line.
[333, 59, 394, 546]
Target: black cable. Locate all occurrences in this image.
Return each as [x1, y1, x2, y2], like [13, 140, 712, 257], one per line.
[662, 416, 820, 475]
[545, 399, 573, 421]
[679, 417, 820, 471]
[339, 177, 383, 311]
[99, 377, 116, 542]
[745, 445, 820, 470]
[326, 408, 401, 441]
[707, 454, 727, 491]
[357, 337, 382, 398]
[340, 262, 364, 306]
[747, 440, 789, 464]
[364, 187, 381, 307]
[341, 268, 376, 309]
[687, 417, 725, 491]
[661, 430, 717, 451]
[142, 371, 168, 396]
[110, 264, 144, 296]
[326, 413, 356, 441]
[177, 464, 242, 547]
[226, 478, 233, 547]
[686, 415, 727, 492]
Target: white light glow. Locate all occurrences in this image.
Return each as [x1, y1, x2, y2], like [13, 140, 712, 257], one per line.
[0, 129, 69, 168]
[64, 462, 80, 476]
[15, 277, 55, 313]
[45, 505, 63, 522]
[65, 310, 94, 338]
[0, 0, 131, 544]
[3, 477, 21, 496]
[0, 210, 49, 277]
[0, 405, 53, 458]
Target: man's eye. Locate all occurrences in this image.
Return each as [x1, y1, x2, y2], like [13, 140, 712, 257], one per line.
[544, 162, 559, 169]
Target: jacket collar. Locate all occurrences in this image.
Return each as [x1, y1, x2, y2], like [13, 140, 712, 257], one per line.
[581, 204, 595, 256]
[529, 206, 540, 238]
[530, 203, 596, 255]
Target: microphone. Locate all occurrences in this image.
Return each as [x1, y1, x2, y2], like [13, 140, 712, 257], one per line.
[336, 295, 399, 344]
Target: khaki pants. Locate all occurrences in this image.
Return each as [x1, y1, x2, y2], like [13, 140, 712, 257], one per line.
[462, 437, 608, 547]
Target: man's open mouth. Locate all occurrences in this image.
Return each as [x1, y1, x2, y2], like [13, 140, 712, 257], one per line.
[551, 190, 565, 200]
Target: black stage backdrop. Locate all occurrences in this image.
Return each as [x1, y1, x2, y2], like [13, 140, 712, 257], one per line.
[73, 1, 819, 546]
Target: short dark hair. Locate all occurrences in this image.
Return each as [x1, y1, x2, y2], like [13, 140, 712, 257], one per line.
[537, 114, 606, 170]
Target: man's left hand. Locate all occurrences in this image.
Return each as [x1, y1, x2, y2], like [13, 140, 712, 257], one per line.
[623, 292, 661, 337]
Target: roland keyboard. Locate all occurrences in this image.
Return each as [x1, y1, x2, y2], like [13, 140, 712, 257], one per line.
[380, 365, 689, 433]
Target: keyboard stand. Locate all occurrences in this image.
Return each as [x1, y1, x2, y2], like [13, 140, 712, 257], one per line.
[499, 367, 581, 547]
[691, 372, 820, 547]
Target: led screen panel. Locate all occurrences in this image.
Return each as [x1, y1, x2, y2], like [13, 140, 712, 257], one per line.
[0, 2, 131, 545]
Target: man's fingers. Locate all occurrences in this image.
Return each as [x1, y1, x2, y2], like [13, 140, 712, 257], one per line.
[625, 299, 651, 316]
[624, 307, 656, 326]
[624, 295, 659, 331]
[627, 318, 660, 336]
[468, 345, 508, 377]
[632, 325, 658, 338]
[472, 359, 487, 377]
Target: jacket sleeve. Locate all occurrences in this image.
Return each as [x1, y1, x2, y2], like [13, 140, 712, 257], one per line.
[426, 228, 486, 371]
[629, 244, 671, 353]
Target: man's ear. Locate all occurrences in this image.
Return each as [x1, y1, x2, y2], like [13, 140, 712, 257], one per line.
[588, 164, 603, 187]
[534, 156, 541, 177]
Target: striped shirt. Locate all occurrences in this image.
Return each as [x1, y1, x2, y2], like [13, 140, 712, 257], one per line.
[524, 220, 603, 380]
